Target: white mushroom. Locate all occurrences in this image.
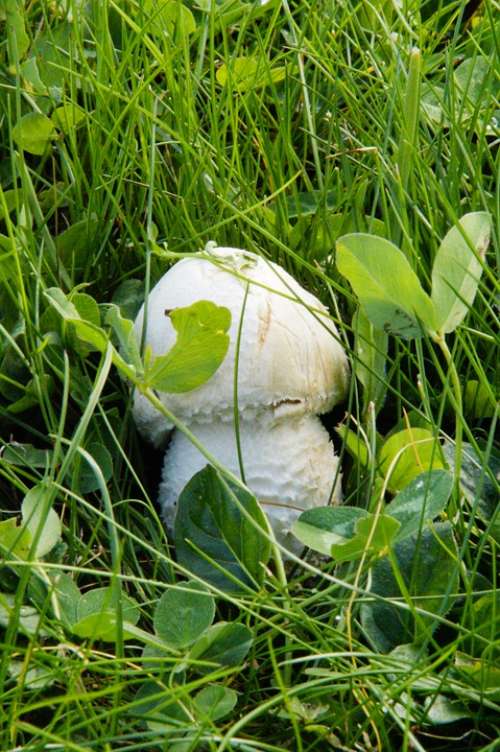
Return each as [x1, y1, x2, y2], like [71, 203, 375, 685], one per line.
[133, 245, 349, 447]
[159, 414, 342, 556]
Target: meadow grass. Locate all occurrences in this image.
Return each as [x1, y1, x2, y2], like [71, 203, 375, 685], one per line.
[0, 1, 498, 750]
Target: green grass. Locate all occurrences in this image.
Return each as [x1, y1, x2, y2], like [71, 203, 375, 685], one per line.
[0, 0, 499, 750]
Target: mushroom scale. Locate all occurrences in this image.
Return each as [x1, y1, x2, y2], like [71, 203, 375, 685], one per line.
[159, 414, 341, 557]
[133, 246, 349, 447]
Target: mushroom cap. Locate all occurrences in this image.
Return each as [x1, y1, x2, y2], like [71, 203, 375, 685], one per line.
[133, 246, 349, 446]
[159, 414, 342, 557]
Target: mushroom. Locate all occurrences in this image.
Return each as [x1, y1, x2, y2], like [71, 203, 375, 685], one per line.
[159, 414, 341, 557]
[133, 245, 349, 447]
[133, 244, 349, 555]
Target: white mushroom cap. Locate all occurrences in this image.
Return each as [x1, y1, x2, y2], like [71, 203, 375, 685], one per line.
[159, 414, 342, 557]
[133, 246, 349, 447]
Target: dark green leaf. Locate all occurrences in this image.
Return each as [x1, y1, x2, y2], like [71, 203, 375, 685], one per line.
[175, 466, 271, 592]
[443, 442, 500, 542]
[75, 441, 113, 494]
[454, 57, 490, 110]
[148, 300, 231, 393]
[111, 278, 144, 320]
[153, 580, 215, 649]
[423, 694, 471, 725]
[55, 214, 100, 273]
[134, 681, 190, 730]
[194, 684, 237, 721]
[284, 190, 338, 218]
[385, 470, 453, 542]
[1, 442, 51, 468]
[360, 523, 458, 652]
[188, 622, 253, 673]
[336, 233, 436, 338]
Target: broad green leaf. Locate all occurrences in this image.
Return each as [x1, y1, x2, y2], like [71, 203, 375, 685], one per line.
[74, 441, 114, 494]
[285, 190, 338, 218]
[360, 523, 458, 652]
[335, 424, 371, 467]
[27, 571, 81, 629]
[443, 442, 500, 543]
[69, 292, 102, 355]
[175, 466, 271, 592]
[462, 593, 500, 660]
[21, 484, 62, 558]
[144, 0, 196, 37]
[454, 57, 490, 111]
[353, 307, 388, 416]
[4, 0, 30, 64]
[52, 574, 81, 628]
[44, 286, 80, 319]
[153, 580, 215, 649]
[292, 506, 368, 556]
[134, 681, 190, 731]
[6, 373, 53, 415]
[378, 428, 445, 493]
[431, 212, 491, 333]
[148, 300, 231, 393]
[0, 593, 44, 636]
[330, 514, 401, 562]
[385, 470, 453, 541]
[105, 304, 143, 372]
[111, 278, 144, 320]
[44, 287, 109, 352]
[0, 518, 31, 559]
[12, 113, 56, 156]
[8, 660, 57, 690]
[1, 442, 51, 468]
[188, 622, 253, 673]
[216, 56, 286, 91]
[55, 214, 99, 272]
[71, 293, 101, 327]
[30, 23, 70, 91]
[72, 587, 140, 641]
[0, 188, 23, 220]
[464, 379, 496, 418]
[454, 653, 500, 700]
[424, 695, 471, 725]
[194, 685, 238, 721]
[51, 103, 86, 133]
[336, 233, 436, 338]
[20, 57, 46, 94]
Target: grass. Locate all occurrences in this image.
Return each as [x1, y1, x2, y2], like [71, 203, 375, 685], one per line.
[0, 0, 499, 750]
